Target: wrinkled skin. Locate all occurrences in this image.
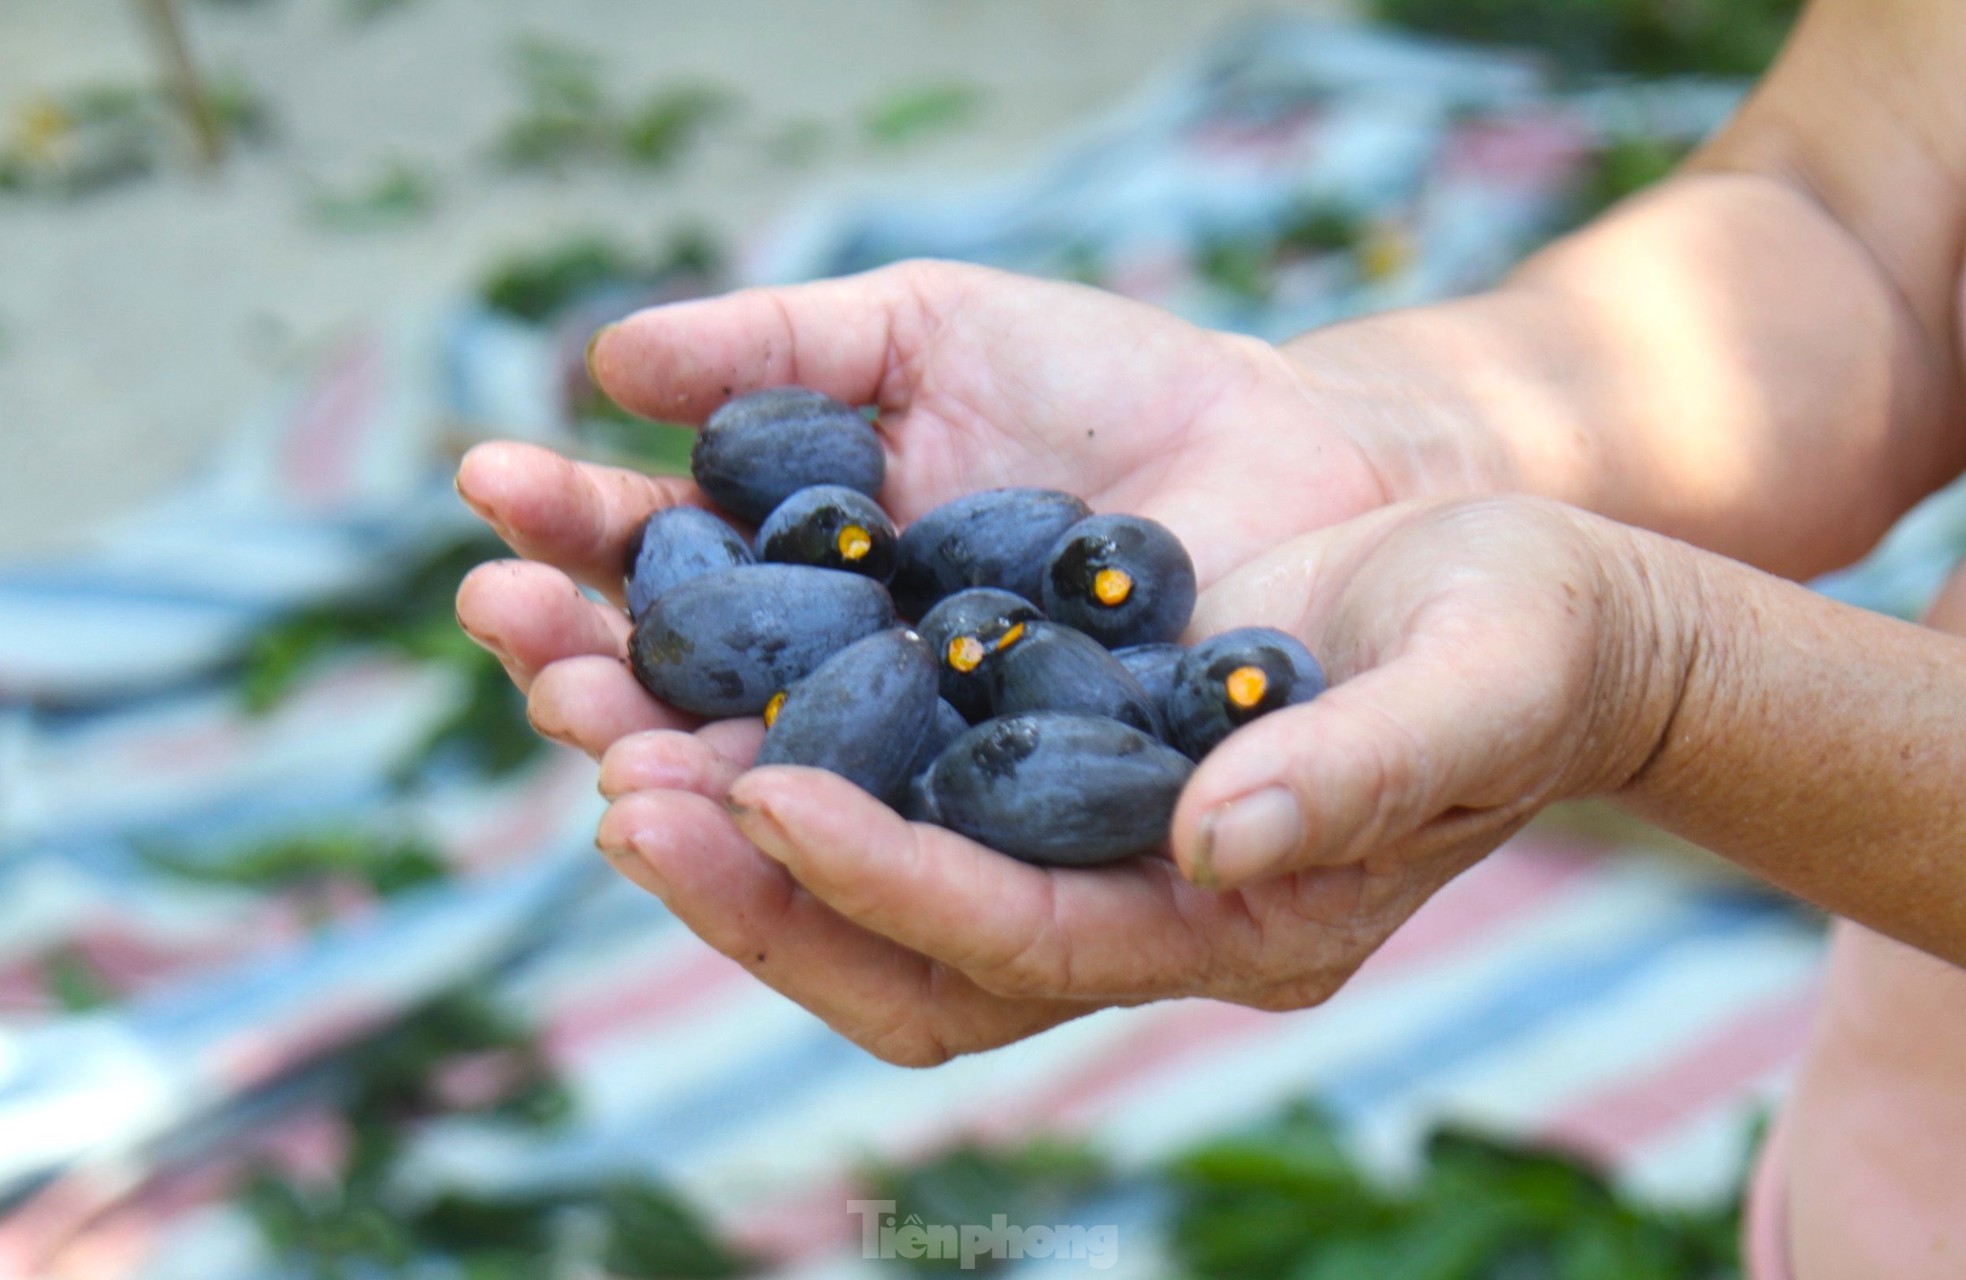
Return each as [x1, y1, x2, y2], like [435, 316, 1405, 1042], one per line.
[454, 260, 1573, 1065]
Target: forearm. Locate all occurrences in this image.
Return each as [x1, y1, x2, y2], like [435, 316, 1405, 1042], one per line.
[1281, 0, 1966, 579]
[1282, 171, 1959, 580]
[1612, 532, 1966, 966]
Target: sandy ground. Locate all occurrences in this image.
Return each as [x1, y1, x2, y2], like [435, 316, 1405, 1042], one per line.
[0, 0, 1323, 558]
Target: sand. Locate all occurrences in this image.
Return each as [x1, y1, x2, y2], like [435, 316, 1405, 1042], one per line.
[0, 0, 1316, 557]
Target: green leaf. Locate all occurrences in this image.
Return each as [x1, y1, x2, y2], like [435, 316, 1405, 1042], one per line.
[1367, 0, 1800, 78]
[602, 1181, 755, 1278]
[138, 830, 449, 898]
[44, 947, 116, 1012]
[1162, 1106, 1746, 1280]
[861, 1139, 1114, 1274]
[620, 85, 737, 169]
[308, 159, 438, 231]
[862, 83, 983, 147]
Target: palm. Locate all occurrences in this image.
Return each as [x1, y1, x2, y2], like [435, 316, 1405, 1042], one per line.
[594, 260, 1391, 584]
[450, 263, 1461, 1062]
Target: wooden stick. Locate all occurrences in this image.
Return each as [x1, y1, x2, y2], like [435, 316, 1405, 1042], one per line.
[137, 0, 226, 170]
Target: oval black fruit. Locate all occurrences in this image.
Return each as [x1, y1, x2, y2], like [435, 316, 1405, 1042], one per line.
[1113, 643, 1186, 719]
[1041, 513, 1197, 648]
[755, 629, 938, 803]
[921, 712, 1195, 866]
[889, 488, 1091, 619]
[906, 698, 968, 784]
[690, 387, 886, 524]
[624, 506, 754, 621]
[916, 587, 1045, 722]
[983, 620, 1162, 737]
[1166, 626, 1327, 759]
[629, 564, 895, 717]
[756, 485, 898, 581]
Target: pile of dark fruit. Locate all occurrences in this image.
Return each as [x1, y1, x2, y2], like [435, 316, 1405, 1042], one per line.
[625, 387, 1327, 867]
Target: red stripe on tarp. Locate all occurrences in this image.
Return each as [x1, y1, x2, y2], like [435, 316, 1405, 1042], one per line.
[543, 940, 753, 1064]
[284, 339, 382, 507]
[1536, 986, 1820, 1162]
[1355, 841, 1599, 982]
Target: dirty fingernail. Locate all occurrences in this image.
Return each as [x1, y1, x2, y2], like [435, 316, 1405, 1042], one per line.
[726, 797, 794, 864]
[1193, 787, 1303, 889]
[584, 323, 616, 390]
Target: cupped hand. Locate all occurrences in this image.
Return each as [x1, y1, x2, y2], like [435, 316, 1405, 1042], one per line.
[454, 259, 1411, 756]
[585, 496, 1696, 1064]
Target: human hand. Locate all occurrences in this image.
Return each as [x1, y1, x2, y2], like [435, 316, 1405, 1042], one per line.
[588, 495, 1697, 1063]
[454, 258, 1494, 759]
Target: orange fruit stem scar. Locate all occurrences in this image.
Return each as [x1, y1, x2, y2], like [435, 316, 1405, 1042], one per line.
[835, 525, 873, 561]
[1093, 567, 1133, 606]
[764, 690, 788, 727]
[995, 621, 1026, 650]
[948, 635, 986, 673]
[1225, 665, 1268, 710]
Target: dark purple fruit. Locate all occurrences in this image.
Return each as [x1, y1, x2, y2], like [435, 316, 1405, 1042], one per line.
[629, 564, 894, 717]
[755, 629, 938, 803]
[907, 698, 968, 779]
[917, 587, 1044, 722]
[920, 712, 1195, 866]
[756, 485, 897, 581]
[690, 387, 886, 524]
[1167, 626, 1326, 759]
[625, 506, 754, 622]
[1113, 643, 1185, 719]
[1041, 513, 1197, 647]
[983, 620, 1161, 737]
[889, 488, 1090, 618]
[898, 701, 964, 822]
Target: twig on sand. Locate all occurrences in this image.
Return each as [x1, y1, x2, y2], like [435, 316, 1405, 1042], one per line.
[136, 0, 226, 170]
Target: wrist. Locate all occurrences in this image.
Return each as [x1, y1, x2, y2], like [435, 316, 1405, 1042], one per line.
[1573, 516, 1709, 802]
[1274, 290, 1606, 513]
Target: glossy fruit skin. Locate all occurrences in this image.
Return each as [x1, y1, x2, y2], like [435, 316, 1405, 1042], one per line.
[629, 564, 895, 718]
[1040, 513, 1198, 648]
[1166, 626, 1327, 760]
[690, 387, 886, 524]
[916, 587, 1045, 722]
[889, 488, 1091, 619]
[1113, 643, 1186, 720]
[756, 629, 938, 803]
[755, 485, 898, 581]
[921, 712, 1195, 866]
[624, 507, 754, 622]
[982, 620, 1162, 737]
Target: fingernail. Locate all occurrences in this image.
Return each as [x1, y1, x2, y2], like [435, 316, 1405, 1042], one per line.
[455, 612, 511, 662]
[598, 833, 671, 898]
[726, 796, 794, 865]
[454, 472, 493, 521]
[584, 323, 615, 390]
[1194, 787, 1303, 889]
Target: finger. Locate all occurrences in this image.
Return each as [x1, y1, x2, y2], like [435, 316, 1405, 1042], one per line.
[456, 441, 705, 603]
[1171, 640, 1543, 891]
[596, 789, 1086, 1065]
[694, 717, 766, 765]
[599, 729, 746, 801]
[726, 766, 1231, 1002]
[529, 656, 690, 758]
[587, 261, 971, 422]
[456, 560, 630, 691]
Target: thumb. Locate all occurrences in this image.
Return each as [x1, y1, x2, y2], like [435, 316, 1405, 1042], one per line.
[1170, 639, 1545, 890]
